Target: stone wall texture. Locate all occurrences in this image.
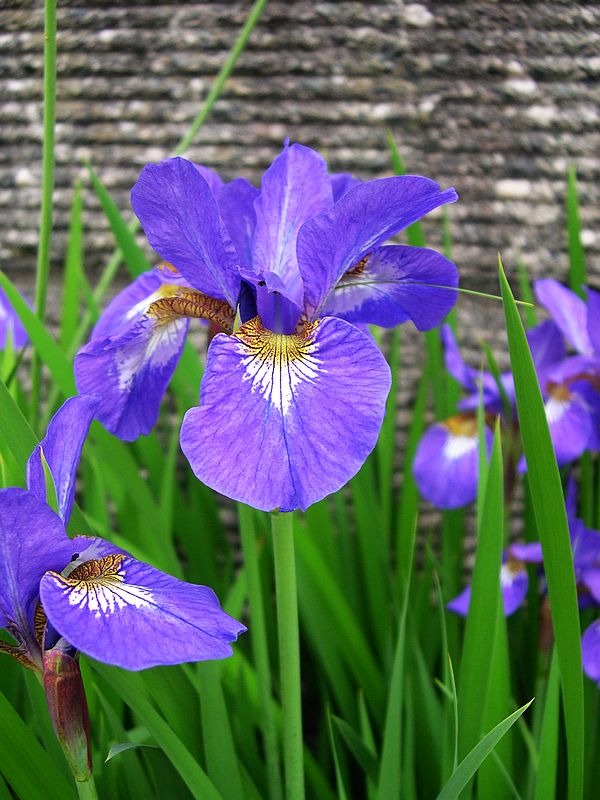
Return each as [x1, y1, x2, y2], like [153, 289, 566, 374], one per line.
[2, 0, 599, 292]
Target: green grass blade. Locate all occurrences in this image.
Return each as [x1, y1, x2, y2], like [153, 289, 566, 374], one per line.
[457, 423, 504, 760]
[196, 663, 244, 800]
[90, 664, 222, 800]
[516, 258, 537, 328]
[0, 688, 76, 800]
[30, 0, 58, 426]
[499, 259, 584, 800]
[566, 166, 586, 296]
[437, 700, 534, 800]
[0, 271, 76, 398]
[534, 649, 560, 800]
[60, 181, 84, 347]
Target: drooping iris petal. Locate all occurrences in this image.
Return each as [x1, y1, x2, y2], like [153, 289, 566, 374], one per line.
[448, 554, 530, 618]
[218, 178, 259, 270]
[330, 172, 361, 202]
[252, 142, 332, 307]
[40, 549, 246, 670]
[75, 314, 189, 441]
[26, 395, 98, 524]
[91, 269, 188, 340]
[447, 563, 529, 617]
[544, 386, 593, 465]
[413, 416, 492, 509]
[321, 245, 458, 330]
[582, 620, 600, 685]
[582, 569, 600, 604]
[181, 316, 391, 512]
[534, 279, 593, 355]
[0, 489, 73, 651]
[0, 286, 29, 349]
[298, 175, 458, 317]
[131, 157, 240, 307]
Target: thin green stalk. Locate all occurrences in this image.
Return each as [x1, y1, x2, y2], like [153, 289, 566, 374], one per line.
[30, 0, 57, 428]
[239, 505, 283, 800]
[74, 775, 98, 800]
[272, 512, 304, 800]
[67, 0, 269, 359]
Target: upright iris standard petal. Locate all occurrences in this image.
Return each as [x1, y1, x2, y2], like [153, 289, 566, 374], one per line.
[330, 172, 361, 202]
[40, 550, 246, 670]
[131, 158, 241, 307]
[413, 414, 492, 509]
[534, 279, 593, 355]
[0, 489, 74, 655]
[75, 313, 189, 441]
[298, 175, 458, 317]
[27, 396, 98, 524]
[251, 142, 332, 307]
[181, 316, 391, 512]
[321, 245, 458, 330]
[582, 620, 600, 685]
[218, 178, 259, 270]
[0, 286, 29, 349]
[587, 287, 600, 355]
[527, 319, 566, 380]
[192, 163, 223, 196]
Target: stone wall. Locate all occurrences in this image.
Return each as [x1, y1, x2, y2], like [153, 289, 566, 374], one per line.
[2, 0, 599, 296]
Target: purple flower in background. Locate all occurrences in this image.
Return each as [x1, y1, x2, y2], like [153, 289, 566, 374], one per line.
[76, 141, 459, 511]
[412, 412, 492, 509]
[447, 542, 543, 617]
[533, 280, 600, 462]
[0, 285, 29, 349]
[582, 620, 600, 686]
[0, 397, 245, 672]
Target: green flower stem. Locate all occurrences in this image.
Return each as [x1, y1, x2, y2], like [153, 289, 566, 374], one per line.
[271, 511, 304, 800]
[239, 504, 283, 800]
[30, 0, 57, 428]
[74, 775, 98, 800]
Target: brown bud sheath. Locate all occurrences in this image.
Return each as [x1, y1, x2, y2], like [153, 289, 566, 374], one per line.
[43, 650, 93, 782]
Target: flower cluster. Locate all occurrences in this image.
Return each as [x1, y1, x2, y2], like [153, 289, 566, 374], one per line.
[0, 396, 245, 674]
[447, 481, 600, 685]
[74, 141, 459, 512]
[413, 280, 600, 510]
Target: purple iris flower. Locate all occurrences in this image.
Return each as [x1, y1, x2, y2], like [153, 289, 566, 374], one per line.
[533, 279, 600, 462]
[447, 543, 543, 617]
[0, 396, 245, 672]
[76, 141, 459, 511]
[0, 285, 29, 349]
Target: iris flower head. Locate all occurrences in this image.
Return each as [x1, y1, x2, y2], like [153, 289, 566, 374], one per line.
[75, 141, 459, 512]
[0, 397, 245, 673]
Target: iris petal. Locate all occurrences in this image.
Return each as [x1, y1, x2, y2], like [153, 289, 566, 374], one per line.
[582, 620, 600, 684]
[298, 175, 458, 318]
[413, 417, 492, 509]
[218, 178, 259, 270]
[75, 314, 189, 441]
[0, 489, 73, 659]
[27, 395, 98, 524]
[252, 142, 332, 307]
[131, 158, 240, 307]
[534, 279, 593, 355]
[0, 286, 29, 350]
[40, 549, 245, 670]
[180, 316, 391, 511]
[322, 245, 458, 330]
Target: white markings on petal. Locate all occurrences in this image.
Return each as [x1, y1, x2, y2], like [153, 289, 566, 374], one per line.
[235, 317, 324, 415]
[545, 396, 570, 424]
[443, 433, 477, 462]
[116, 318, 187, 391]
[58, 555, 154, 621]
